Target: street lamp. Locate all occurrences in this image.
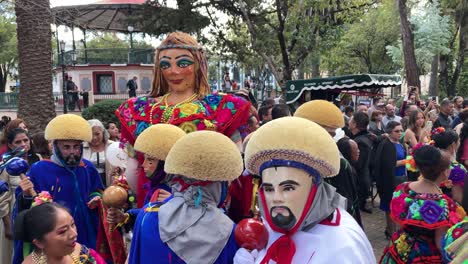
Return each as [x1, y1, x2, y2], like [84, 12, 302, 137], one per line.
[60, 40, 68, 114]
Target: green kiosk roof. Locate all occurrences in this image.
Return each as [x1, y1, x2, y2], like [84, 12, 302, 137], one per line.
[285, 74, 401, 104]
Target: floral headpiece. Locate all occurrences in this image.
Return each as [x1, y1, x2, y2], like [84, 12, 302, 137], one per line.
[32, 191, 53, 207]
[431, 127, 445, 136]
[157, 44, 203, 51]
[405, 142, 428, 172]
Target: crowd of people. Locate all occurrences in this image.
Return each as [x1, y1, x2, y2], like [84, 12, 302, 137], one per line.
[0, 31, 466, 264]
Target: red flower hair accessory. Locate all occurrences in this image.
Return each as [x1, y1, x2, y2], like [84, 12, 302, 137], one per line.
[431, 127, 445, 136]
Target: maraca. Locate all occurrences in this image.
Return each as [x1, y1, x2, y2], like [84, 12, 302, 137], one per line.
[6, 157, 36, 196]
[102, 185, 128, 231]
[235, 218, 269, 250]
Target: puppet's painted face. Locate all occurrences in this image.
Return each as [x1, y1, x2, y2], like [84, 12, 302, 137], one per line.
[142, 154, 159, 178]
[159, 49, 196, 94]
[261, 166, 313, 230]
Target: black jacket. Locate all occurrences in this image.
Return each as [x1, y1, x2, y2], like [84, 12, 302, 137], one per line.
[325, 158, 361, 226]
[352, 130, 373, 183]
[374, 138, 397, 206]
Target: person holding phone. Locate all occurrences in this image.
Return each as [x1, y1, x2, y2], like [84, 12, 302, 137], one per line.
[399, 86, 421, 117]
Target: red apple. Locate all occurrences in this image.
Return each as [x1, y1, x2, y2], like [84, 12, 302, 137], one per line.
[235, 218, 269, 250]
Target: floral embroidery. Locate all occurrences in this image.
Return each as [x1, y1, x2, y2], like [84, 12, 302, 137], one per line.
[419, 200, 443, 224]
[206, 95, 220, 106]
[216, 108, 233, 124]
[180, 103, 199, 116]
[452, 227, 464, 239]
[449, 162, 466, 186]
[135, 121, 150, 136]
[456, 205, 466, 219]
[409, 203, 421, 218]
[179, 122, 197, 133]
[391, 195, 407, 218]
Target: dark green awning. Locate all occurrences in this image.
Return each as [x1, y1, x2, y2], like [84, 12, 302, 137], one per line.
[285, 74, 401, 104]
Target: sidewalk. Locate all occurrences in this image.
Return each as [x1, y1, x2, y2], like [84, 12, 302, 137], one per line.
[361, 196, 388, 262]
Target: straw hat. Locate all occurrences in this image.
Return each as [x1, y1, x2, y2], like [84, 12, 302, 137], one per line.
[245, 117, 340, 178]
[294, 100, 344, 129]
[134, 124, 186, 160]
[165, 131, 243, 181]
[45, 114, 92, 142]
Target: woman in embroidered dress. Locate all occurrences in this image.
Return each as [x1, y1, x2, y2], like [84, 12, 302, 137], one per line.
[14, 202, 105, 264]
[380, 145, 467, 263]
[116, 32, 250, 207]
[431, 127, 466, 204]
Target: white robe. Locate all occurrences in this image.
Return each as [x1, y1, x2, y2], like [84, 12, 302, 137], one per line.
[255, 208, 376, 264]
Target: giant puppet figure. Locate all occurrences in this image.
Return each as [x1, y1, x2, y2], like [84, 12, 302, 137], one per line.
[235, 117, 375, 263]
[116, 32, 250, 207]
[129, 131, 243, 264]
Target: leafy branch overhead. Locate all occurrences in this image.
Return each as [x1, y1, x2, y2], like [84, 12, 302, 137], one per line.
[127, 0, 210, 36]
[201, 0, 378, 90]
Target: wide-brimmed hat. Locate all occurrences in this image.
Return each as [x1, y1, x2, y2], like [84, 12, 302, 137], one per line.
[245, 117, 340, 178]
[165, 131, 243, 181]
[134, 124, 186, 161]
[294, 100, 344, 129]
[45, 114, 92, 142]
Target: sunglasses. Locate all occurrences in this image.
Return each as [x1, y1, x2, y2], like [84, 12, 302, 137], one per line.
[392, 129, 403, 133]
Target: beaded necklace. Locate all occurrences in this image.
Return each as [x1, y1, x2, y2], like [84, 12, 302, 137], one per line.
[149, 93, 199, 124]
[31, 250, 81, 264]
[421, 178, 443, 194]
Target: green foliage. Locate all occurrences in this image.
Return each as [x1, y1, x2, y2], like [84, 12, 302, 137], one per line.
[128, 0, 210, 36]
[205, 0, 375, 88]
[86, 33, 152, 49]
[81, 100, 123, 127]
[321, 0, 400, 75]
[0, 16, 17, 62]
[386, 0, 453, 75]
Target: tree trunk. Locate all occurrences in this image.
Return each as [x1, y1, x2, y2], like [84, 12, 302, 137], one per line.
[397, 0, 420, 90]
[428, 54, 438, 96]
[0, 64, 6, 92]
[312, 62, 320, 78]
[439, 54, 449, 94]
[449, 0, 467, 96]
[15, 0, 56, 133]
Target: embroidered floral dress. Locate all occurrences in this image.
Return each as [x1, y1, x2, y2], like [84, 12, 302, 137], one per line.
[116, 93, 250, 206]
[380, 182, 467, 264]
[77, 244, 106, 264]
[440, 161, 466, 199]
[441, 219, 468, 263]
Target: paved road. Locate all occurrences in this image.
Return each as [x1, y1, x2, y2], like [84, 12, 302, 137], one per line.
[361, 196, 388, 262]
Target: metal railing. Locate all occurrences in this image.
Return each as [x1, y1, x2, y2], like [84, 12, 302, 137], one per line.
[54, 48, 155, 66]
[0, 92, 149, 110]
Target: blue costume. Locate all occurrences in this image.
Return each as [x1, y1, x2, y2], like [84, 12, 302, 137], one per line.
[129, 200, 238, 264]
[13, 159, 104, 263]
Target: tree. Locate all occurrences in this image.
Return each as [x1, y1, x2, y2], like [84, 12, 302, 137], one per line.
[202, 0, 376, 92]
[128, 0, 210, 36]
[387, 0, 453, 94]
[321, 0, 400, 75]
[447, 0, 467, 96]
[0, 16, 17, 92]
[396, 0, 420, 90]
[15, 0, 56, 133]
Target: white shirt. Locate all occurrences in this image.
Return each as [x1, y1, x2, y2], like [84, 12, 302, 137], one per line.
[254, 209, 376, 264]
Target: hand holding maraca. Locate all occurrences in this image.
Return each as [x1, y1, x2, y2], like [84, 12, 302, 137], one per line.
[6, 158, 36, 197]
